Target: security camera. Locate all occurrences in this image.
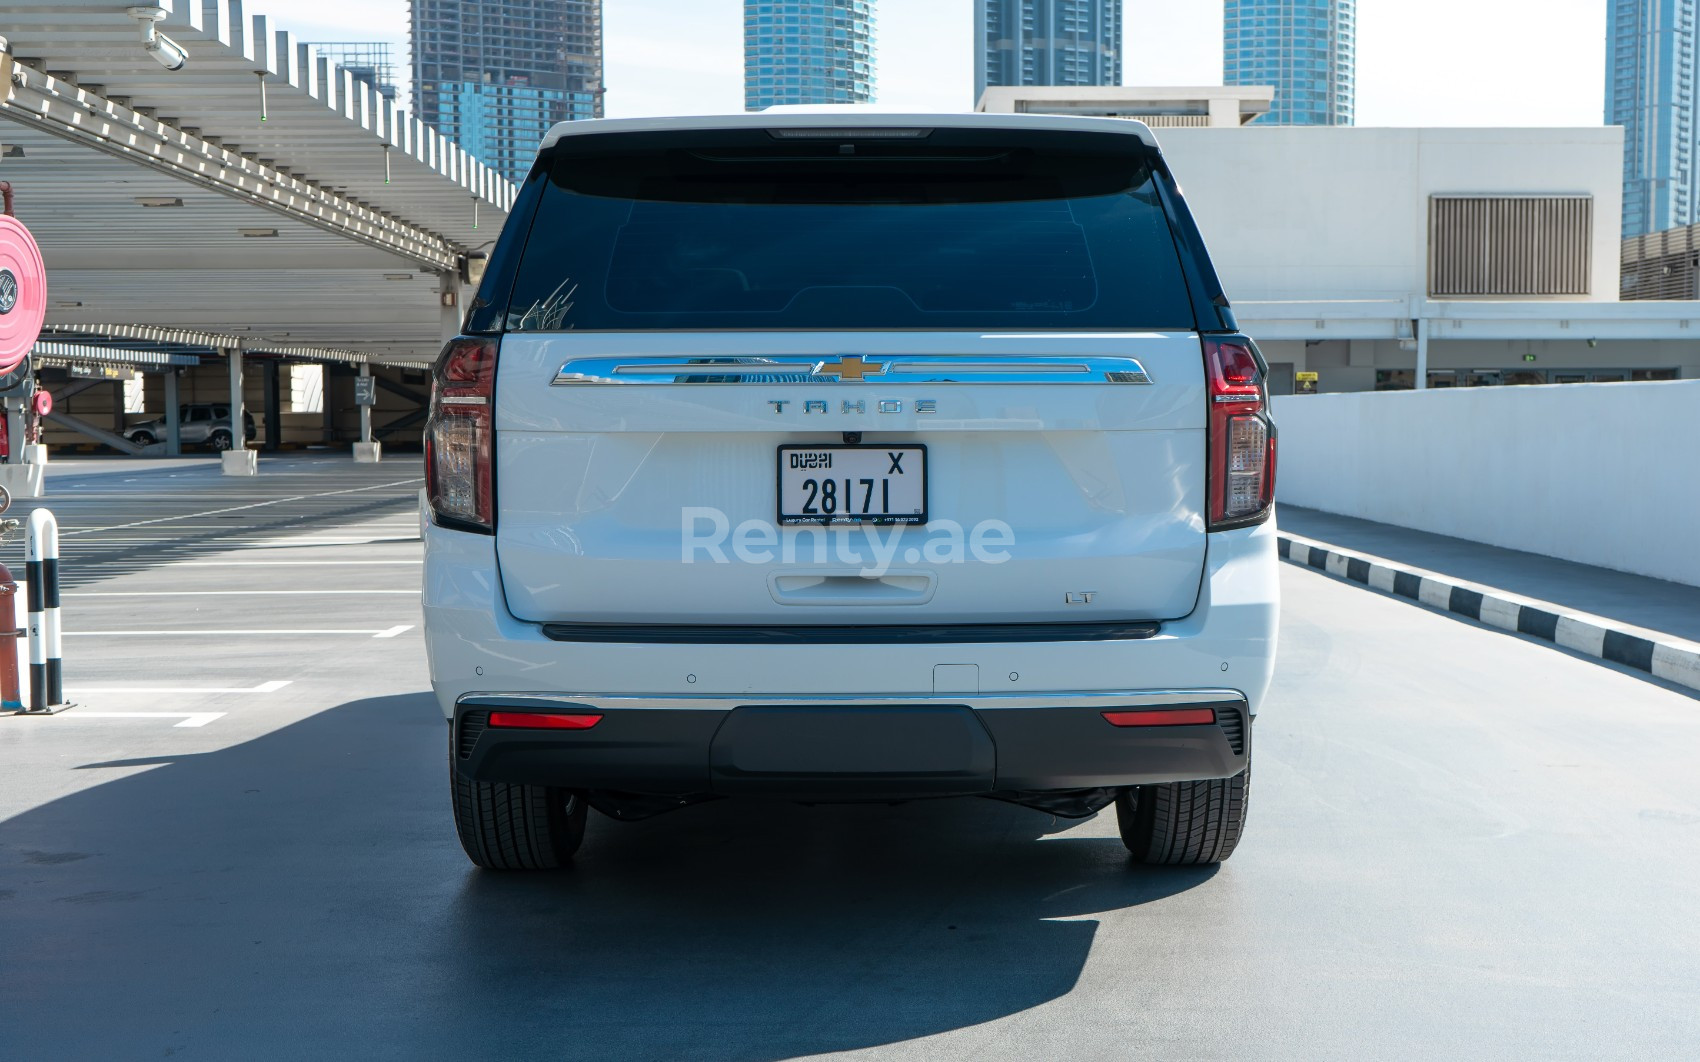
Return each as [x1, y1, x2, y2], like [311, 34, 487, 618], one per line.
[126, 6, 187, 71]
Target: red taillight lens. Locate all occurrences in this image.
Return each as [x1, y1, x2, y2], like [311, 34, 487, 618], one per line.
[426, 336, 497, 532]
[1204, 338, 1276, 530]
[1102, 708, 1218, 727]
[487, 712, 603, 730]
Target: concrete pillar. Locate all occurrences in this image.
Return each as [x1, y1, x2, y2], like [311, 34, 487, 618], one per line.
[222, 345, 256, 475]
[262, 360, 281, 451]
[439, 271, 462, 344]
[353, 363, 381, 462]
[1415, 319, 1429, 391]
[163, 369, 181, 456]
[5, 399, 22, 465]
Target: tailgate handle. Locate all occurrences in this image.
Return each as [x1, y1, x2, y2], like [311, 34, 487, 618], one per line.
[768, 569, 936, 606]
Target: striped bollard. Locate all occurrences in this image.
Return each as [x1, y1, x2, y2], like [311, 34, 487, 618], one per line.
[25, 507, 64, 713]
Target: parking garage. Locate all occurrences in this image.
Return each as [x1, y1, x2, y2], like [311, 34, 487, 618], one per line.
[0, 0, 512, 475]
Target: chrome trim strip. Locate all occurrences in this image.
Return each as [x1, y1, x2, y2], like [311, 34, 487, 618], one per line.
[551, 355, 1152, 386]
[456, 689, 1246, 712]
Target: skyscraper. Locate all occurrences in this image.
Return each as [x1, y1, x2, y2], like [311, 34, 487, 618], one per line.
[744, 1, 876, 111]
[412, 0, 604, 184]
[1608, 0, 1698, 237]
[1223, 1, 1355, 127]
[976, 0, 1122, 105]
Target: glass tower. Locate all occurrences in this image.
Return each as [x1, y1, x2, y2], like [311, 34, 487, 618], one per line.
[976, 1, 1123, 104]
[744, 1, 877, 111]
[1608, 0, 1698, 237]
[1223, 0, 1355, 126]
[411, 0, 604, 184]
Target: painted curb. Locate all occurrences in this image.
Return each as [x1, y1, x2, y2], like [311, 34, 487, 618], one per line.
[1277, 533, 1700, 695]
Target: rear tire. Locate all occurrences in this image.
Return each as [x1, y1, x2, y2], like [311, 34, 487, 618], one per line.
[208, 430, 233, 451]
[1116, 768, 1250, 865]
[451, 762, 587, 870]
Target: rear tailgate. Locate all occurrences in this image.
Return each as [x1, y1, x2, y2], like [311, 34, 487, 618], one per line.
[494, 331, 1205, 625]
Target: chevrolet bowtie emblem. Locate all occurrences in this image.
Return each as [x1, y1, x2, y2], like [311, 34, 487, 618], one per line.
[813, 355, 887, 381]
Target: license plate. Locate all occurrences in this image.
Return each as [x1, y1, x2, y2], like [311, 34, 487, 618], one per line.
[778, 445, 926, 525]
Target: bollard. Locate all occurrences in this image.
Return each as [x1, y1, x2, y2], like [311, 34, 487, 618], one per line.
[24, 508, 65, 713]
[0, 562, 20, 713]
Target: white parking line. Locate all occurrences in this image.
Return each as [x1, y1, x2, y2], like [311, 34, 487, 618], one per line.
[64, 590, 418, 597]
[66, 680, 292, 694]
[66, 627, 417, 638]
[168, 561, 424, 567]
[61, 712, 227, 728]
[60, 478, 424, 537]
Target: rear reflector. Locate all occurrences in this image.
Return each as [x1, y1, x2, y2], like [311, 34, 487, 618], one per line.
[486, 712, 603, 730]
[1101, 708, 1217, 728]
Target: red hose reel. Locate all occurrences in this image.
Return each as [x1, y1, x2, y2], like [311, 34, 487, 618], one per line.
[0, 182, 46, 378]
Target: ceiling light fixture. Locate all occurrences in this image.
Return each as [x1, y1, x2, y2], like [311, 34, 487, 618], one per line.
[126, 7, 188, 71]
[134, 196, 183, 207]
[238, 228, 279, 238]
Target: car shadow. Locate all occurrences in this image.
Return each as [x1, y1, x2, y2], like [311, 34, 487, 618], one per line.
[1, 692, 1216, 1061]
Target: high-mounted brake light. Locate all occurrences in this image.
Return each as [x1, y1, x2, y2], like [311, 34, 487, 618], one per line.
[1204, 337, 1277, 530]
[425, 336, 498, 533]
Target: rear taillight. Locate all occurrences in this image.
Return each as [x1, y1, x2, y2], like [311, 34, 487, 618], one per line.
[425, 336, 498, 533]
[1204, 337, 1277, 530]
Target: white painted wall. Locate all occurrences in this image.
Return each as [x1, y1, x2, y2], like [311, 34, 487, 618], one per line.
[1158, 127, 1625, 304]
[1271, 381, 1700, 587]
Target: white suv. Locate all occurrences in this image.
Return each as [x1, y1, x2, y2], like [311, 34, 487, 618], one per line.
[423, 113, 1279, 870]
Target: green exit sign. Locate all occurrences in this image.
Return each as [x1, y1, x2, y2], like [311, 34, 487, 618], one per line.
[1523, 354, 1537, 362]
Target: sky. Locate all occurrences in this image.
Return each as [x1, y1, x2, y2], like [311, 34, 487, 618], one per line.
[279, 0, 1608, 126]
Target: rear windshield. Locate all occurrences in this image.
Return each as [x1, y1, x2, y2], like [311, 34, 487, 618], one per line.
[492, 127, 1198, 332]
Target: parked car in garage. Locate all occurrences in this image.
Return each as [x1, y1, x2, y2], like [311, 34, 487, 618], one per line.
[125, 403, 257, 450]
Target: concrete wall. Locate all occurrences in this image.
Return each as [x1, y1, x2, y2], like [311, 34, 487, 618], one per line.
[1159, 127, 1625, 304]
[1256, 337, 1700, 395]
[1271, 381, 1700, 587]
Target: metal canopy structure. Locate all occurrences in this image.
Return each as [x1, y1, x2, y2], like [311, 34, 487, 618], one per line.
[0, 0, 518, 365]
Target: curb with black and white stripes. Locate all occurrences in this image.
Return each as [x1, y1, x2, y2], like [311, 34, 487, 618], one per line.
[1277, 533, 1700, 695]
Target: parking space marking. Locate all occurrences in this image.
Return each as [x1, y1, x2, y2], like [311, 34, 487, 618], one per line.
[65, 681, 292, 694]
[66, 628, 417, 637]
[168, 561, 423, 567]
[64, 590, 419, 597]
[55, 712, 227, 728]
[60, 479, 424, 537]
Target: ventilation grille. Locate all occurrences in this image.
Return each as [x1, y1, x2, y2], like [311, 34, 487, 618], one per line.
[456, 710, 488, 759]
[1428, 195, 1592, 297]
[1217, 705, 1246, 756]
[1622, 222, 1700, 300]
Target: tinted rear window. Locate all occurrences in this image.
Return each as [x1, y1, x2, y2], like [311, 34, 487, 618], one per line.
[495, 127, 1197, 332]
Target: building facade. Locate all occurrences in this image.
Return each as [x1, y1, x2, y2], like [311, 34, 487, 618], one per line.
[1607, 0, 1699, 237]
[304, 43, 400, 102]
[411, 0, 604, 183]
[1223, 0, 1355, 126]
[975, 0, 1122, 104]
[744, 1, 876, 110]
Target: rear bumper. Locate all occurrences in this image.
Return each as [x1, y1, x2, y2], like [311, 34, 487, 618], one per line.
[424, 519, 1281, 720]
[453, 691, 1249, 797]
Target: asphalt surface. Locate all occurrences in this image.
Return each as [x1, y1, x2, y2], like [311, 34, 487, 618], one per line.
[2, 462, 1697, 1060]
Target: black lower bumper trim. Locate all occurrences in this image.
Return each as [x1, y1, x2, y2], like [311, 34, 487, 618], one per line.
[539, 620, 1162, 644]
[456, 698, 1248, 798]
